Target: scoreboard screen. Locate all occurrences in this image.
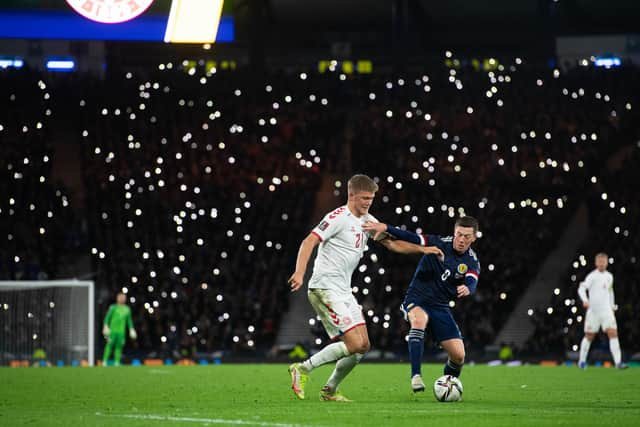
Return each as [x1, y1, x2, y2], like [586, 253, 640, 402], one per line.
[0, 0, 233, 43]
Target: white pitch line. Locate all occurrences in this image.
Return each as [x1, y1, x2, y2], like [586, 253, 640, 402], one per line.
[148, 369, 173, 374]
[95, 412, 324, 427]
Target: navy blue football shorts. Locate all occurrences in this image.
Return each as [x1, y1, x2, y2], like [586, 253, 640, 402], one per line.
[401, 294, 463, 343]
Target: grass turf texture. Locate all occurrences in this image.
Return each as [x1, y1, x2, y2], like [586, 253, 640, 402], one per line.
[1, 364, 638, 426]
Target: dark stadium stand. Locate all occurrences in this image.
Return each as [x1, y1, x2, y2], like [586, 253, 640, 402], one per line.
[525, 146, 640, 358]
[1, 58, 638, 360]
[0, 70, 85, 281]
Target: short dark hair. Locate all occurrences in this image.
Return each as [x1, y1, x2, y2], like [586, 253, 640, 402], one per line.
[455, 216, 479, 233]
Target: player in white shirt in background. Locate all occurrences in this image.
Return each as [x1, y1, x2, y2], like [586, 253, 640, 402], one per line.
[287, 174, 444, 401]
[577, 252, 628, 369]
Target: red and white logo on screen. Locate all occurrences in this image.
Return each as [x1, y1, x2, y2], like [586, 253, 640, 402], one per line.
[65, 0, 155, 24]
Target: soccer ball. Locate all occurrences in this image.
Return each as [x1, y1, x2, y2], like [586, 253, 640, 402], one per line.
[433, 375, 463, 402]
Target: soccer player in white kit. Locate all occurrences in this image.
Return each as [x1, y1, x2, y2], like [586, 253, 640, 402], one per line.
[287, 175, 444, 401]
[577, 252, 628, 369]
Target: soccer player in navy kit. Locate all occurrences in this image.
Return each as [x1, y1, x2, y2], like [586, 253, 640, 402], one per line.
[363, 216, 480, 392]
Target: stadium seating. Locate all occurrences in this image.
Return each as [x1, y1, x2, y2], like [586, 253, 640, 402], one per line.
[1, 58, 638, 360]
[0, 70, 85, 280]
[525, 146, 640, 358]
[77, 68, 323, 355]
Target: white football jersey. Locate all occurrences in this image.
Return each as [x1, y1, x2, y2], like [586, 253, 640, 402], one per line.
[578, 269, 615, 312]
[308, 205, 378, 294]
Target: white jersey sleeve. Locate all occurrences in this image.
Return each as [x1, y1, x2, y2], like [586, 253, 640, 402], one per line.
[311, 207, 347, 242]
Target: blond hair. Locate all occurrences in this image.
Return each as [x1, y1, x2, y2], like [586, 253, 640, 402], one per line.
[348, 174, 378, 194]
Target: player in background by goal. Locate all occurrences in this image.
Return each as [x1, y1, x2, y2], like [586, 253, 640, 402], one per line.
[577, 253, 628, 369]
[287, 174, 443, 401]
[102, 292, 137, 366]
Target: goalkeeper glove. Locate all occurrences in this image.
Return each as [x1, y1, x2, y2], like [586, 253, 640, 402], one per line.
[102, 325, 110, 339]
[129, 329, 137, 340]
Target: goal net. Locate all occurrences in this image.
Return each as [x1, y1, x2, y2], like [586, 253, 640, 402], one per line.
[0, 280, 94, 366]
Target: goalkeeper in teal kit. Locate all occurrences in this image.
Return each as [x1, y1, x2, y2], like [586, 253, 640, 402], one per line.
[102, 292, 137, 366]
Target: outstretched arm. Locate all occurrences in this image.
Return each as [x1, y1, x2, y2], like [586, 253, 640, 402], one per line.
[288, 233, 321, 292]
[363, 221, 426, 246]
[379, 238, 444, 257]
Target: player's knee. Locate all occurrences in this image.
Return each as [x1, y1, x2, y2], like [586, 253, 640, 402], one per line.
[343, 333, 368, 354]
[346, 339, 369, 354]
[450, 349, 465, 365]
[409, 312, 428, 329]
[411, 320, 427, 330]
[451, 354, 465, 365]
[356, 337, 370, 354]
[607, 329, 618, 338]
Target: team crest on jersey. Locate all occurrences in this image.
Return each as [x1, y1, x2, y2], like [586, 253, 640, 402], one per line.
[457, 264, 468, 275]
[318, 221, 330, 231]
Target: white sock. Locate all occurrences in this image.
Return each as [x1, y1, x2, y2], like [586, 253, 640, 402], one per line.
[579, 337, 591, 364]
[325, 353, 364, 391]
[301, 341, 349, 372]
[609, 338, 622, 365]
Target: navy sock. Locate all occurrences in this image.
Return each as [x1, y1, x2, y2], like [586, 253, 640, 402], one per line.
[444, 359, 463, 377]
[408, 328, 425, 377]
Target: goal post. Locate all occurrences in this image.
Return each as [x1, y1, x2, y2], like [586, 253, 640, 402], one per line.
[0, 280, 95, 366]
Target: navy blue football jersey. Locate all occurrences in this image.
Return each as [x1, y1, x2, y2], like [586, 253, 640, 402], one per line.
[406, 234, 480, 307]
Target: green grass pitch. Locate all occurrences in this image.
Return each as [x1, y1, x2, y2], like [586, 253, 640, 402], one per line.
[1, 364, 638, 426]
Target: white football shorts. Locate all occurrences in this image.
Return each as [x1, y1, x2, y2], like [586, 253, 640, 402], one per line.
[584, 308, 618, 333]
[308, 288, 365, 339]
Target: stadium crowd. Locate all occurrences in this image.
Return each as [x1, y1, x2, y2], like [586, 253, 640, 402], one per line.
[338, 60, 640, 356]
[526, 144, 640, 358]
[0, 69, 85, 281]
[1, 55, 638, 360]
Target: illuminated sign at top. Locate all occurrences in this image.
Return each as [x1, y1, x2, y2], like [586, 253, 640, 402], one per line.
[65, 0, 155, 24]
